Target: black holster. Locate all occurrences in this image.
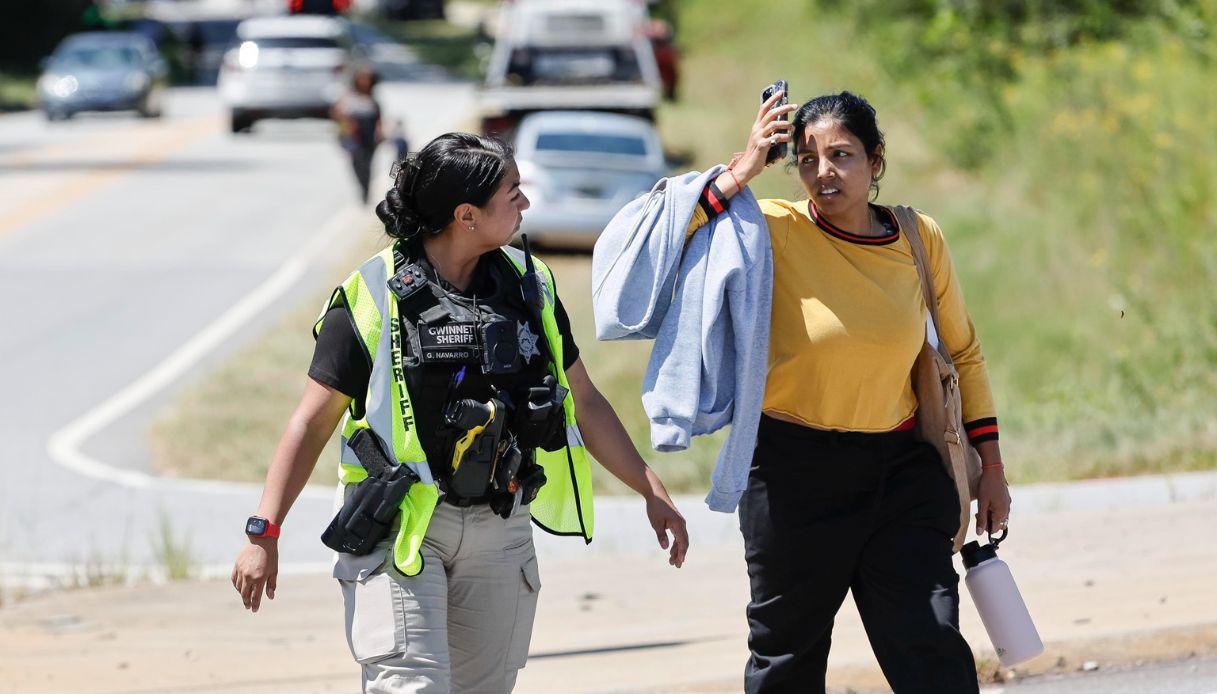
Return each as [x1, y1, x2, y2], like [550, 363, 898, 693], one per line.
[321, 429, 420, 555]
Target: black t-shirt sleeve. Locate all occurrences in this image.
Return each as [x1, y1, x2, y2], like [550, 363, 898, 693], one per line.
[554, 294, 580, 370]
[309, 306, 371, 400]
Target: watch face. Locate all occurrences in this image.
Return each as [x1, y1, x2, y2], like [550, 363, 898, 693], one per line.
[246, 517, 267, 535]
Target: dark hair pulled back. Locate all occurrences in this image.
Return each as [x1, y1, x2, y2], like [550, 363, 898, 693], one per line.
[792, 91, 886, 200]
[376, 132, 514, 240]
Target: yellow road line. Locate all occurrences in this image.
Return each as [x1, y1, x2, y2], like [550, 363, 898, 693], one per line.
[0, 115, 222, 239]
[0, 112, 196, 169]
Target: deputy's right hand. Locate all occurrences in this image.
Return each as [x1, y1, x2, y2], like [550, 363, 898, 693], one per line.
[232, 538, 278, 613]
[732, 90, 798, 184]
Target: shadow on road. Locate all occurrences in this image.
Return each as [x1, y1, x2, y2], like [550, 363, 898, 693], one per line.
[529, 636, 729, 660]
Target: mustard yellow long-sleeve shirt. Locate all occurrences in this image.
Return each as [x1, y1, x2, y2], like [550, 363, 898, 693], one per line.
[689, 197, 998, 440]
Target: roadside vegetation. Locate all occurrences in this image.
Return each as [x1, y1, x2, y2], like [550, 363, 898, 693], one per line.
[656, 0, 1216, 484]
[152, 0, 1215, 493]
[369, 16, 491, 81]
[0, 72, 37, 112]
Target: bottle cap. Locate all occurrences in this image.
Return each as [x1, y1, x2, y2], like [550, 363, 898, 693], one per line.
[961, 540, 998, 569]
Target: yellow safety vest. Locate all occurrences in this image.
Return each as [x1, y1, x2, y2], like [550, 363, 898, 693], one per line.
[314, 244, 595, 576]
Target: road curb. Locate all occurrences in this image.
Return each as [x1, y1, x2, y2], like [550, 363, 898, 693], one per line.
[534, 469, 1217, 558]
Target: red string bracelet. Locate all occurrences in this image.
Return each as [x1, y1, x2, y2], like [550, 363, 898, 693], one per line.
[725, 166, 743, 191]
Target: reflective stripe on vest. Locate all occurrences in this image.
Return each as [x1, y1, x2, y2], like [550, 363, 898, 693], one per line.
[317, 247, 436, 576]
[499, 246, 595, 542]
[316, 246, 595, 576]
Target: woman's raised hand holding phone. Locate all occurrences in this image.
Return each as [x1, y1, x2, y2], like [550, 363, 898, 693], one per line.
[731, 90, 798, 186]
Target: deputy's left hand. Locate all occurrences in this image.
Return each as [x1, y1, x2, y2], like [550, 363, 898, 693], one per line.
[975, 467, 1012, 536]
[645, 493, 689, 568]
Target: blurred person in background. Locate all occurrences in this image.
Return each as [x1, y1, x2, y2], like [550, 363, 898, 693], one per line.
[332, 65, 383, 203]
[231, 132, 689, 693]
[601, 90, 1012, 693]
[389, 117, 410, 162]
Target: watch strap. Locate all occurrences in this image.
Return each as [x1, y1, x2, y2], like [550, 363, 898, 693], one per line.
[245, 516, 281, 539]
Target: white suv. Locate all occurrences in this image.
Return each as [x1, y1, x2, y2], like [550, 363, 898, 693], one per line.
[218, 15, 353, 133]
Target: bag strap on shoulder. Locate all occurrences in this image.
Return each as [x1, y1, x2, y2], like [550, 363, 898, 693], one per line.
[890, 205, 953, 365]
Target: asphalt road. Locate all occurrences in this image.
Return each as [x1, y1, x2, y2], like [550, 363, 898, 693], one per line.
[0, 82, 475, 587]
[990, 658, 1217, 694]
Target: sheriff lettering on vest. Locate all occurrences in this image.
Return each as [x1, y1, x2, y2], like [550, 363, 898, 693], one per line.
[231, 133, 690, 694]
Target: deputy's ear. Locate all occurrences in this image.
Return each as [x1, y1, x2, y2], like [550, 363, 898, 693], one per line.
[453, 203, 477, 230]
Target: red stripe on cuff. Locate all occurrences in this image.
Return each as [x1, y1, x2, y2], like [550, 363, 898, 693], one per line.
[968, 424, 999, 438]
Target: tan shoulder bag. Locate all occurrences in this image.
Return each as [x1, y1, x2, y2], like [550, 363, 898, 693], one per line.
[889, 205, 981, 552]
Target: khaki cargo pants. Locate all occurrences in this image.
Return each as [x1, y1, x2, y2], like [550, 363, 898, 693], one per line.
[333, 499, 541, 694]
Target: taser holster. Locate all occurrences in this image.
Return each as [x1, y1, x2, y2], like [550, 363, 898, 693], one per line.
[321, 428, 420, 555]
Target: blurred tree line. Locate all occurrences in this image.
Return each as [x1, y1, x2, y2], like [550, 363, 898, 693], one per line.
[812, 0, 1216, 167]
[1, 0, 104, 72]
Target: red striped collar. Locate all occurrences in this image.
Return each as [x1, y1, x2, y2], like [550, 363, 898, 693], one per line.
[808, 202, 900, 246]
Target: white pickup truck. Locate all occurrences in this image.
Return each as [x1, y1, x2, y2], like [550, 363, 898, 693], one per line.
[478, 0, 662, 136]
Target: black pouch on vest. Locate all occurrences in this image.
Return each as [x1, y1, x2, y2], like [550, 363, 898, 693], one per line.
[511, 375, 569, 451]
[321, 429, 419, 555]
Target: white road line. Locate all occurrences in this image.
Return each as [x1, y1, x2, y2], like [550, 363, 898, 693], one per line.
[46, 203, 369, 499]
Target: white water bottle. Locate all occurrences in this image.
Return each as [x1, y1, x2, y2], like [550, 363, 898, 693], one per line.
[961, 531, 1044, 667]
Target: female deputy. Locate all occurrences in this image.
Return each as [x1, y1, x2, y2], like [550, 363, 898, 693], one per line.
[231, 132, 689, 693]
[688, 91, 1013, 692]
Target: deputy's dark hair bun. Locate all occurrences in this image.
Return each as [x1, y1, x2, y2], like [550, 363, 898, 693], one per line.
[376, 159, 432, 240]
[375, 133, 514, 241]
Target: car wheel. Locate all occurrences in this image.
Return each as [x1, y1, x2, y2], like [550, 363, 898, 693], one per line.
[138, 91, 164, 119]
[44, 109, 71, 122]
[230, 111, 254, 134]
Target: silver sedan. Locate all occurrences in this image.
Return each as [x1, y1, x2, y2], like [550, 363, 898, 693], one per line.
[37, 32, 168, 121]
[514, 111, 667, 250]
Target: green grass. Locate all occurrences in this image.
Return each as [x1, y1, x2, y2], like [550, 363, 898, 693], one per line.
[657, 0, 1217, 483]
[152, 0, 1215, 493]
[0, 71, 37, 112]
[152, 511, 195, 581]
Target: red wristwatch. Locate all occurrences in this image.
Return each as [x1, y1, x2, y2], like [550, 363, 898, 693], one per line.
[245, 516, 281, 539]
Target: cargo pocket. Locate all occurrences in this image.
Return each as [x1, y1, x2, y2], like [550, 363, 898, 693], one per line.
[335, 550, 405, 665]
[505, 555, 542, 669]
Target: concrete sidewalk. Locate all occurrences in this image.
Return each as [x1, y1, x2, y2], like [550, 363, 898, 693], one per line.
[1, 489, 1216, 692]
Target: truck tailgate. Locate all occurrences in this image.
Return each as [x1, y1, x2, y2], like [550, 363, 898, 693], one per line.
[480, 84, 659, 114]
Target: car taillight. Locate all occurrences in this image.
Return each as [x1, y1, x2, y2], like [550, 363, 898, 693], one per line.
[481, 115, 516, 137]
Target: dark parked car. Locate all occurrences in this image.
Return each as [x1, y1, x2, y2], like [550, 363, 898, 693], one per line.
[378, 0, 445, 21]
[37, 32, 169, 121]
[182, 18, 242, 85]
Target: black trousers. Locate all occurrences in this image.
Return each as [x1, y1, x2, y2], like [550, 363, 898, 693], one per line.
[349, 148, 374, 203]
[739, 415, 978, 694]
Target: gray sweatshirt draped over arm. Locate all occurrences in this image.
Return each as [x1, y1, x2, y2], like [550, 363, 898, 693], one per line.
[591, 168, 773, 512]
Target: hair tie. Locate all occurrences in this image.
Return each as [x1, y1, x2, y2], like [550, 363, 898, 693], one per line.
[403, 158, 423, 199]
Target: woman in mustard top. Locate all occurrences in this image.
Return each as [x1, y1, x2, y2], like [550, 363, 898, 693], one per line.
[689, 91, 1013, 693]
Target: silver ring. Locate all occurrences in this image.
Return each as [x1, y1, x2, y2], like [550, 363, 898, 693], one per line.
[1000, 518, 1009, 525]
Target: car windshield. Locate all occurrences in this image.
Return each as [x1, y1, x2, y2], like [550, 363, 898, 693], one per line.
[247, 37, 341, 50]
[534, 132, 649, 157]
[507, 47, 641, 85]
[53, 45, 142, 70]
